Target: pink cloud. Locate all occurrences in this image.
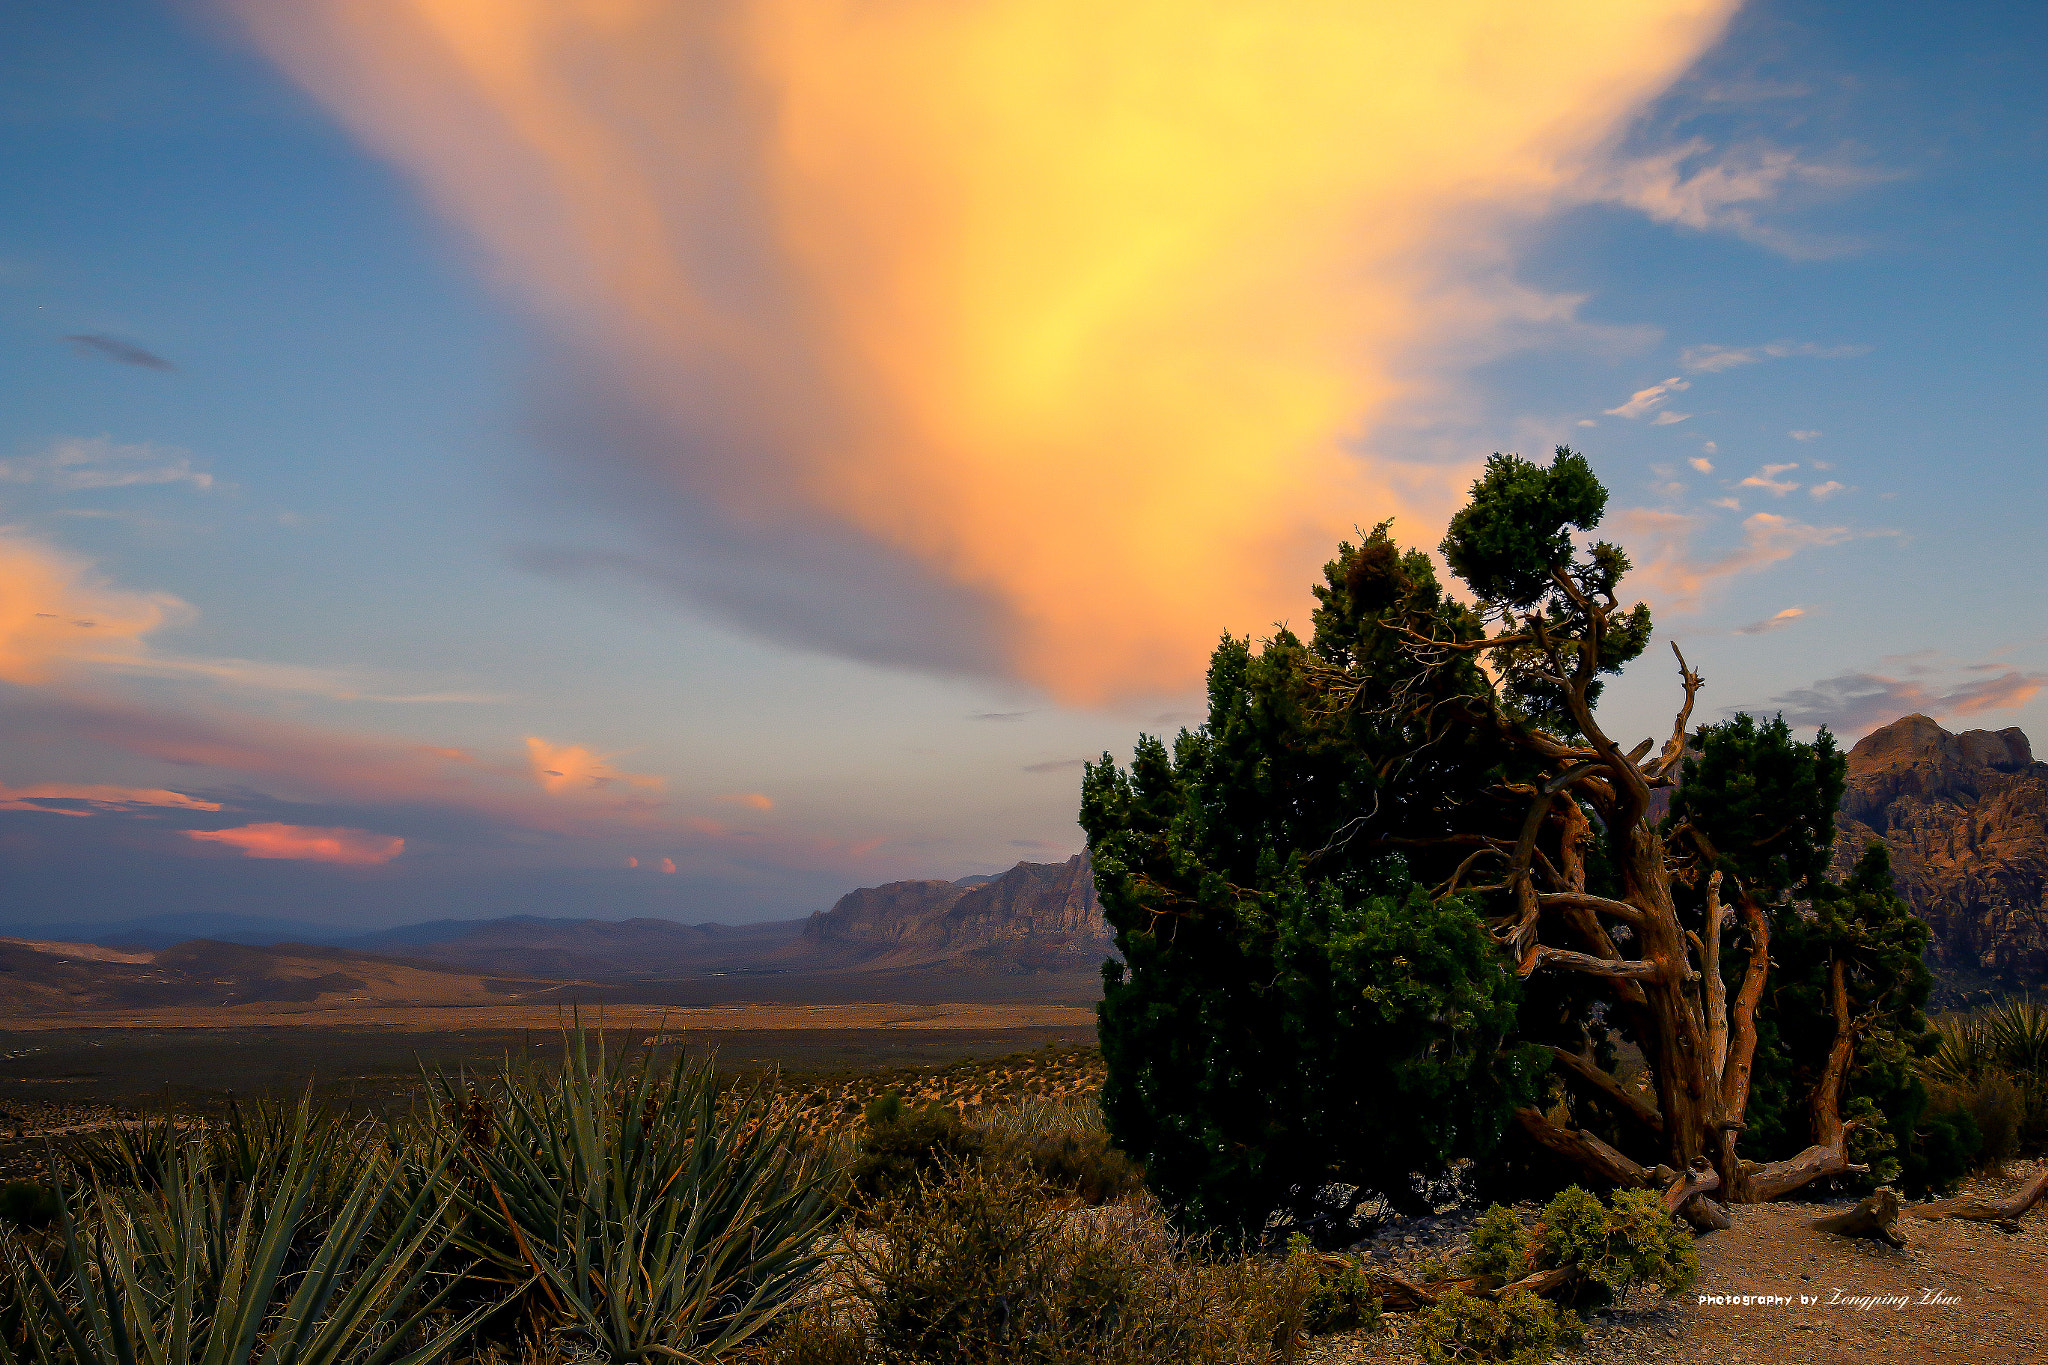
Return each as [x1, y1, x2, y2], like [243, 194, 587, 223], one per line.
[1763, 669, 2046, 736]
[187, 822, 405, 865]
[658, 857, 676, 874]
[716, 792, 774, 811]
[0, 781, 221, 816]
[1615, 508, 1855, 611]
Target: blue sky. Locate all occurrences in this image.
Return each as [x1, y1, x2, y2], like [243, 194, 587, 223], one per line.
[2, 0, 2042, 929]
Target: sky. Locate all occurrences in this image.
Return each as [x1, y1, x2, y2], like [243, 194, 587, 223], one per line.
[2, 0, 2043, 931]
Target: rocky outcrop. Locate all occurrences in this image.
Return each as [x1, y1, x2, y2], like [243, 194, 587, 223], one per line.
[1831, 715, 2048, 980]
[802, 854, 1112, 972]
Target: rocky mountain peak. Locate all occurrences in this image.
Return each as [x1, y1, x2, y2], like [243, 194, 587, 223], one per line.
[802, 853, 1111, 972]
[1833, 715, 2048, 982]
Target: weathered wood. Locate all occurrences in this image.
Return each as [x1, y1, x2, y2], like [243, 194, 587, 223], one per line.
[1661, 1157, 1720, 1212]
[1813, 1189, 1906, 1247]
[1907, 1167, 2048, 1225]
[1513, 1107, 1650, 1188]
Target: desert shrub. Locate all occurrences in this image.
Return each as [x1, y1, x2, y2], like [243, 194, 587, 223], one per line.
[1283, 1236, 1380, 1335]
[1414, 1289, 1580, 1365]
[849, 1096, 989, 1205]
[1533, 1186, 1696, 1309]
[0, 1182, 57, 1231]
[1922, 995, 2048, 1173]
[1902, 1105, 1982, 1197]
[428, 1028, 840, 1363]
[1007, 1129, 1144, 1205]
[765, 1161, 1315, 1364]
[1459, 1205, 1533, 1285]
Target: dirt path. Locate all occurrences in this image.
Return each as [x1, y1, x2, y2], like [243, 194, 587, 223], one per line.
[1301, 1161, 2048, 1364]
[1679, 1162, 2048, 1365]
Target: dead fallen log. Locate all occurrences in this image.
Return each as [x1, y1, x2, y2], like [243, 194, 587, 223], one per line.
[1661, 1157, 1732, 1231]
[1813, 1189, 1905, 1248]
[1907, 1167, 2048, 1226]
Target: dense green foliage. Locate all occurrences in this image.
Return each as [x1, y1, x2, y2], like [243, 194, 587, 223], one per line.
[1531, 1186, 1697, 1309]
[1085, 446, 1945, 1234]
[1413, 1290, 1580, 1365]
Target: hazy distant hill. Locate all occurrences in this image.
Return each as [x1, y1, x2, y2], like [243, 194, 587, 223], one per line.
[0, 912, 360, 950]
[342, 916, 806, 979]
[0, 936, 563, 1013]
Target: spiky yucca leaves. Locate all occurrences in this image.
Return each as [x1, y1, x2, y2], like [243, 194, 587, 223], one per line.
[0, 1113, 478, 1365]
[427, 1031, 839, 1362]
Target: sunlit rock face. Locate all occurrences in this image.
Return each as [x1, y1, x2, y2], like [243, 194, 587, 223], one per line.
[1833, 714, 2048, 980]
[802, 854, 1110, 972]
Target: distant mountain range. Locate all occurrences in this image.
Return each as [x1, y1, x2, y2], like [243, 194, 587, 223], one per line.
[0, 856, 1113, 991]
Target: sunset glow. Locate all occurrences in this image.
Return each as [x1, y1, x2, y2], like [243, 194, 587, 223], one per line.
[235, 0, 1739, 700]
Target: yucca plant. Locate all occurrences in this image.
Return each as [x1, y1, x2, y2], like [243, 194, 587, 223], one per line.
[0, 1115, 484, 1365]
[428, 1029, 839, 1362]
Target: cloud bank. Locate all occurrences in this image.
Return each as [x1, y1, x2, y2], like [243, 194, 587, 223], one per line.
[234, 0, 1742, 701]
[188, 822, 406, 865]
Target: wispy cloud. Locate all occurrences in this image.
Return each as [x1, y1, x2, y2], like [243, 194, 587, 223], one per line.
[1739, 463, 1800, 496]
[1605, 377, 1690, 420]
[1022, 758, 1089, 774]
[0, 436, 212, 491]
[1584, 140, 1888, 259]
[63, 335, 175, 372]
[0, 781, 222, 816]
[1762, 668, 2047, 736]
[1789, 429, 1822, 441]
[1679, 341, 1869, 373]
[1616, 509, 1855, 611]
[716, 792, 774, 811]
[968, 711, 1031, 722]
[188, 822, 404, 865]
[1689, 457, 1714, 473]
[1808, 481, 1846, 500]
[1733, 607, 1804, 635]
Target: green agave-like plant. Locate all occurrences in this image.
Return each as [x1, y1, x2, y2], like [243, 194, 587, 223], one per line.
[428, 1029, 839, 1363]
[1928, 993, 2048, 1085]
[0, 1111, 484, 1365]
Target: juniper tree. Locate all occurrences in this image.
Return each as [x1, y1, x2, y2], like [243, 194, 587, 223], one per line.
[1083, 448, 1937, 1238]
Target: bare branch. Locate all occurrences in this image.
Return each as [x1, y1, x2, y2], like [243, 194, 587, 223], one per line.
[1535, 891, 1645, 926]
[1648, 642, 1705, 780]
[1547, 1046, 1664, 1140]
[1518, 944, 1664, 980]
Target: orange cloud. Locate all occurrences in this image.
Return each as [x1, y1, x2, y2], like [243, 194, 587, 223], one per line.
[0, 531, 188, 685]
[235, 0, 1740, 701]
[524, 737, 665, 795]
[187, 822, 405, 865]
[658, 857, 676, 874]
[717, 792, 774, 811]
[0, 781, 222, 815]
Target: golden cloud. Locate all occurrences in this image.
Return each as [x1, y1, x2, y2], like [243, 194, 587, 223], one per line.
[236, 0, 1739, 700]
[0, 531, 188, 685]
[524, 736, 666, 795]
